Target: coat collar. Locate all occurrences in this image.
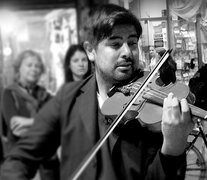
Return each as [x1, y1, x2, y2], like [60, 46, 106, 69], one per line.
[7, 83, 38, 108]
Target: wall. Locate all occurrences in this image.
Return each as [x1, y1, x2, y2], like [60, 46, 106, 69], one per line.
[140, 0, 166, 18]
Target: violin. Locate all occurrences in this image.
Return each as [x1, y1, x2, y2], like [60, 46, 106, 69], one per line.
[101, 71, 204, 132]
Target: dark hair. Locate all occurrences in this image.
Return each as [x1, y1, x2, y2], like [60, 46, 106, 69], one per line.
[86, 4, 142, 46]
[13, 50, 45, 82]
[64, 44, 92, 82]
[155, 48, 177, 85]
[156, 47, 166, 58]
[190, 58, 195, 69]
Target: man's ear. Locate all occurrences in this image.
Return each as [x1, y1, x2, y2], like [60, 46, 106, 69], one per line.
[83, 41, 95, 62]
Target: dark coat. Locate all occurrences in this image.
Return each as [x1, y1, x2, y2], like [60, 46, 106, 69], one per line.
[0, 75, 186, 180]
[189, 64, 207, 110]
[0, 83, 60, 180]
[0, 83, 51, 153]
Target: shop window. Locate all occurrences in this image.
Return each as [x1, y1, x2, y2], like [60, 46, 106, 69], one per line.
[172, 17, 198, 84]
[140, 20, 168, 71]
[141, 20, 168, 48]
[200, 16, 207, 64]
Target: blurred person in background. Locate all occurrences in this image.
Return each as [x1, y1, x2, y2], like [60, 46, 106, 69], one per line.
[188, 60, 207, 163]
[149, 45, 159, 71]
[63, 44, 92, 83]
[155, 47, 177, 86]
[0, 139, 2, 165]
[58, 44, 92, 159]
[0, 79, 3, 165]
[0, 50, 60, 180]
[155, 47, 195, 104]
[189, 64, 207, 110]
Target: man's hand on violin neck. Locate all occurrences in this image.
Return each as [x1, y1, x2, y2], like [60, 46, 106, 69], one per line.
[161, 93, 194, 156]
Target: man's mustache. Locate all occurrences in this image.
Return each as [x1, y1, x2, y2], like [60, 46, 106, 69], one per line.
[116, 58, 134, 66]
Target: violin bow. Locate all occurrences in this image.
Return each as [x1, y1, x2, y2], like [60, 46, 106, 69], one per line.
[69, 49, 172, 180]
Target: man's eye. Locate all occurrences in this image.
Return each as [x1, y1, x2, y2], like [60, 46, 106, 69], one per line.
[111, 42, 121, 48]
[128, 42, 138, 47]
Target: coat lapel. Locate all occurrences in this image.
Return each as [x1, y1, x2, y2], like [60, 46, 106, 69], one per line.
[78, 74, 119, 149]
[79, 75, 98, 143]
[7, 83, 38, 109]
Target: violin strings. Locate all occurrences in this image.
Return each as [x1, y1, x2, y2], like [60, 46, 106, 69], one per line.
[130, 82, 207, 120]
[145, 89, 207, 119]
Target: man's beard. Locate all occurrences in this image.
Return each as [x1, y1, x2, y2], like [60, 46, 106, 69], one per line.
[99, 67, 140, 86]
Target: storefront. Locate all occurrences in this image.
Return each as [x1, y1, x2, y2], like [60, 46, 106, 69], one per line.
[169, 0, 206, 84]
[140, 0, 205, 85]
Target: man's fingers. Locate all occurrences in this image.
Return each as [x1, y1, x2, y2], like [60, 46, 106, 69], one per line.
[163, 93, 191, 124]
[171, 97, 180, 121]
[180, 98, 189, 112]
[180, 98, 191, 123]
[13, 128, 28, 137]
[163, 93, 174, 109]
[10, 119, 19, 131]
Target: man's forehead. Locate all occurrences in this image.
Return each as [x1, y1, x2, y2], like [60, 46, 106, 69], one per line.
[109, 24, 138, 39]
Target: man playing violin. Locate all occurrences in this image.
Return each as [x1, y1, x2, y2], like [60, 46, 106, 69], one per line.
[1, 4, 194, 180]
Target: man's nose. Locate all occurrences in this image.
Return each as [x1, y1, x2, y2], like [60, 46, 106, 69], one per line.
[121, 43, 131, 58]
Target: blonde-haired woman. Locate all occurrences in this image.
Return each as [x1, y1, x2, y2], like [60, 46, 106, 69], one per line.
[0, 50, 59, 180]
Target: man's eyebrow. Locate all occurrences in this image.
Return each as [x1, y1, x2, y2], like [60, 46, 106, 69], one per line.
[108, 36, 122, 40]
[108, 34, 139, 40]
[129, 34, 139, 39]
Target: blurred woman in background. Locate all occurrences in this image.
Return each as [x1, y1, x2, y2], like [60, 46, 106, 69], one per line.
[149, 45, 159, 71]
[0, 50, 59, 180]
[63, 44, 92, 83]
